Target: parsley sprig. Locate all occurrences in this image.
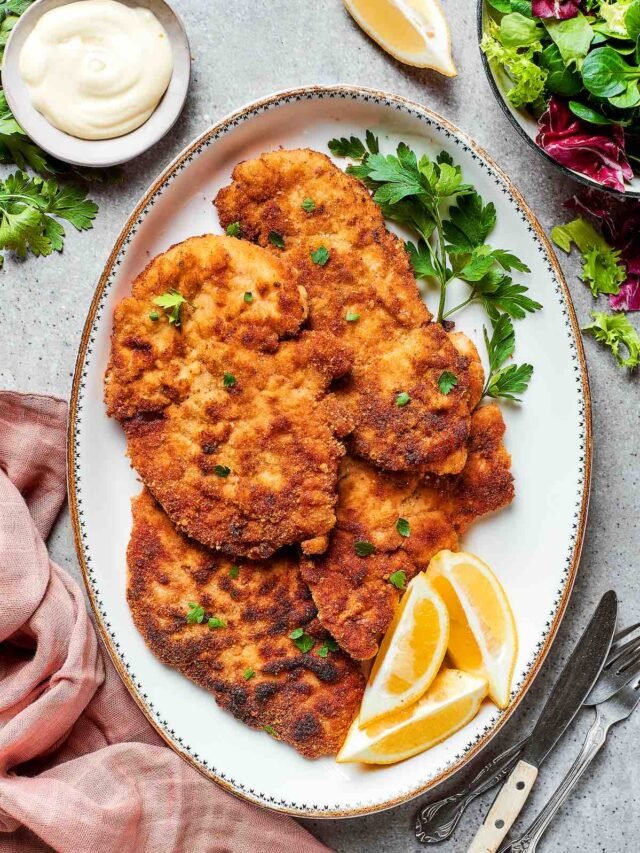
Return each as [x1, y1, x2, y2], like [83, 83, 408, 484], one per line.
[483, 315, 534, 402]
[328, 131, 540, 403]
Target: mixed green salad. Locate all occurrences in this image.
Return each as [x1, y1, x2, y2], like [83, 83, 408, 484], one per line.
[482, 0, 640, 192]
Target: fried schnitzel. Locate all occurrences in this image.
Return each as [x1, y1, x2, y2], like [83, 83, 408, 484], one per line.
[215, 148, 474, 475]
[105, 234, 353, 559]
[127, 489, 364, 758]
[300, 404, 514, 660]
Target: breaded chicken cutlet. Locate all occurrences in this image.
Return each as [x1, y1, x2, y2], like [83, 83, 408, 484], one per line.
[128, 489, 365, 757]
[105, 235, 353, 559]
[215, 148, 475, 476]
[301, 404, 514, 660]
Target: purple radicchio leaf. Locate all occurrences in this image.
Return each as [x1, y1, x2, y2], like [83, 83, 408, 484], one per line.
[532, 0, 580, 18]
[567, 188, 640, 310]
[537, 97, 633, 193]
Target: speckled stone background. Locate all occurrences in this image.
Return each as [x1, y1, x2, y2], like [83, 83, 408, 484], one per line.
[1, 1, 638, 851]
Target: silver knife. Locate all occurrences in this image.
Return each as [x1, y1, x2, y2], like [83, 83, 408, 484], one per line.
[467, 590, 618, 853]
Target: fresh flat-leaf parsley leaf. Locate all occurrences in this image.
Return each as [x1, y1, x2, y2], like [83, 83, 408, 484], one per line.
[243, 668, 255, 680]
[395, 391, 411, 407]
[225, 221, 241, 237]
[0, 171, 98, 266]
[438, 371, 458, 395]
[153, 289, 189, 327]
[301, 197, 316, 212]
[345, 310, 360, 322]
[482, 313, 534, 401]
[389, 570, 407, 590]
[223, 372, 236, 388]
[354, 540, 376, 557]
[396, 517, 411, 537]
[583, 311, 640, 369]
[208, 616, 226, 629]
[186, 602, 205, 624]
[268, 230, 285, 248]
[229, 565, 239, 578]
[213, 464, 231, 478]
[244, 291, 253, 303]
[311, 245, 330, 266]
[149, 311, 159, 321]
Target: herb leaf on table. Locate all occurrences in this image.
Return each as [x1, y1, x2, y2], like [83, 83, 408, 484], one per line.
[583, 310, 640, 368]
[551, 216, 627, 296]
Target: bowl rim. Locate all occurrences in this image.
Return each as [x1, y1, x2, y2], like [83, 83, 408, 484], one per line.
[476, 0, 640, 200]
[2, 0, 191, 168]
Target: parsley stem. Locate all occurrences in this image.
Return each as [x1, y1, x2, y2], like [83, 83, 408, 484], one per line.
[441, 293, 476, 320]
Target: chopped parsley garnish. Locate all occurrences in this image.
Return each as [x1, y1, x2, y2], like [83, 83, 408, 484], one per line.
[355, 540, 376, 557]
[289, 627, 314, 653]
[149, 310, 159, 321]
[389, 570, 407, 590]
[153, 289, 189, 327]
[268, 230, 285, 248]
[244, 291, 254, 303]
[229, 565, 239, 579]
[186, 602, 205, 624]
[264, 725, 276, 736]
[243, 668, 255, 680]
[345, 310, 360, 322]
[225, 221, 241, 238]
[317, 638, 340, 657]
[208, 616, 226, 629]
[311, 245, 330, 266]
[223, 372, 236, 388]
[438, 371, 458, 395]
[396, 517, 411, 538]
[301, 197, 316, 212]
[395, 391, 411, 407]
[213, 464, 231, 478]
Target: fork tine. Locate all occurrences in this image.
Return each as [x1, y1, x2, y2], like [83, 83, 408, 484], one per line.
[617, 648, 640, 675]
[605, 633, 640, 668]
[612, 621, 640, 645]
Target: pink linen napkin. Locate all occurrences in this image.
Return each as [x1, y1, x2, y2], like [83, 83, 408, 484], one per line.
[0, 391, 328, 853]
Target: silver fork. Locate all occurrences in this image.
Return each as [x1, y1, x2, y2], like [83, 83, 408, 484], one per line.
[500, 667, 640, 852]
[415, 623, 640, 844]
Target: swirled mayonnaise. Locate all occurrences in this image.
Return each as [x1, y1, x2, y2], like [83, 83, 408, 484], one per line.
[19, 0, 174, 140]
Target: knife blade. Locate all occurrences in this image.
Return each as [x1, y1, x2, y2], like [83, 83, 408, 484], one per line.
[467, 589, 618, 853]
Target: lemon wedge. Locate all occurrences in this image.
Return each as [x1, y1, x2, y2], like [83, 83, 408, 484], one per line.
[359, 572, 449, 727]
[344, 0, 456, 75]
[428, 550, 518, 709]
[338, 668, 487, 764]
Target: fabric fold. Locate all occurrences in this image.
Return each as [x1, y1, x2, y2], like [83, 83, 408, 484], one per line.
[0, 391, 327, 853]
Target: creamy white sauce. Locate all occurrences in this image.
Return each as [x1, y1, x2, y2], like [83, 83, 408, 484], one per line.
[19, 0, 174, 140]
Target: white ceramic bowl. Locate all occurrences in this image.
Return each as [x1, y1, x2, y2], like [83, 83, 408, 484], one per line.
[3, 0, 191, 168]
[477, 0, 640, 198]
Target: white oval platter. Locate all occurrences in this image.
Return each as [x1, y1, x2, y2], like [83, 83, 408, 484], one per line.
[68, 85, 591, 818]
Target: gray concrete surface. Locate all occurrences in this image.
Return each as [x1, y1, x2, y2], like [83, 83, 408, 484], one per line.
[1, 1, 638, 850]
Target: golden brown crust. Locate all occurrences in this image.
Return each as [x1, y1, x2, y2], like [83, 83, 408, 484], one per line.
[301, 405, 514, 660]
[105, 235, 352, 558]
[215, 148, 474, 475]
[127, 489, 365, 758]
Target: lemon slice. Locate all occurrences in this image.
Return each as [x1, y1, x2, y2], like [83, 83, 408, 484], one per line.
[428, 550, 518, 709]
[344, 0, 456, 75]
[338, 668, 487, 764]
[359, 572, 449, 727]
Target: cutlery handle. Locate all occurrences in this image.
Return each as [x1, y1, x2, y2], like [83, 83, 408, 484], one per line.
[467, 759, 538, 853]
[500, 711, 609, 853]
[415, 738, 527, 843]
